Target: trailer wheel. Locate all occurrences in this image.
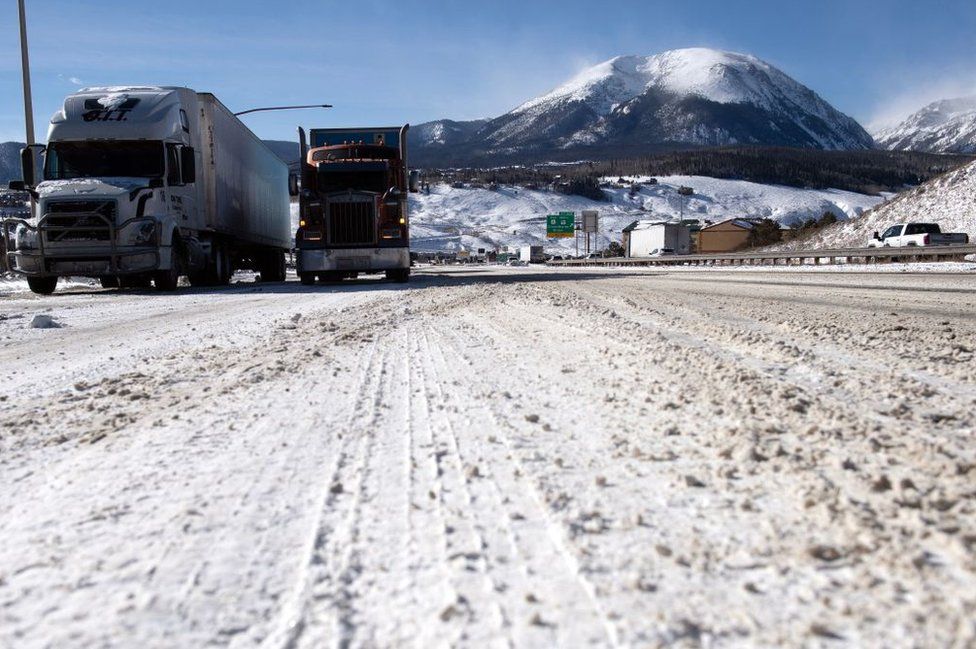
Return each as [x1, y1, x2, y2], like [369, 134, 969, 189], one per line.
[27, 276, 58, 295]
[299, 272, 316, 286]
[386, 269, 410, 283]
[99, 276, 120, 289]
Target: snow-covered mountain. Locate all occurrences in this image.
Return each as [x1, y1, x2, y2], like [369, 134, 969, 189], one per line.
[875, 96, 976, 154]
[411, 48, 874, 166]
[774, 158, 976, 250]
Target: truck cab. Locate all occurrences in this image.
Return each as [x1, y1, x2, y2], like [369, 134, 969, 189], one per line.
[5, 87, 200, 293]
[295, 126, 411, 283]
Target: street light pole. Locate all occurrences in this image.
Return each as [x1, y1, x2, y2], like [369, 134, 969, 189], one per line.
[234, 104, 332, 117]
[18, 0, 35, 147]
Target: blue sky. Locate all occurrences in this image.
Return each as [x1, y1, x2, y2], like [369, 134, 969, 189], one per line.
[2, 0, 975, 143]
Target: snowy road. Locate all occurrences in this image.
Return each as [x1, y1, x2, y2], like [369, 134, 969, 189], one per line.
[1, 267, 974, 648]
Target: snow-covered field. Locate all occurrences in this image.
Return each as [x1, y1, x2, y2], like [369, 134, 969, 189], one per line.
[407, 178, 884, 254]
[1, 266, 974, 647]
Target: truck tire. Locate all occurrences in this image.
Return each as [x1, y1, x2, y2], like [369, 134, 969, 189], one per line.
[386, 269, 410, 283]
[27, 276, 58, 295]
[100, 276, 120, 289]
[153, 244, 183, 291]
[299, 272, 316, 286]
[188, 241, 229, 287]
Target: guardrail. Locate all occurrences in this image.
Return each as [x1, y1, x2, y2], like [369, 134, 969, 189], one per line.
[548, 244, 976, 268]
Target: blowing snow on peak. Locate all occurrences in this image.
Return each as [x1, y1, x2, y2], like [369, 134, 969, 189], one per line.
[411, 48, 874, 166]
[875, 96, 976, 154]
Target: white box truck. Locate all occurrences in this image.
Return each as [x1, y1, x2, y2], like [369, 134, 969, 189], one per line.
[627, 221, 691, 257]
[4, 86, 292, 294]
[519, 245, 545, 263]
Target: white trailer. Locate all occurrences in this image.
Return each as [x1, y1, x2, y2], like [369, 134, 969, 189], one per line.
[5, 87, 292, 294]
[519, 245, 545, 263]
[627, 221, 691, 257]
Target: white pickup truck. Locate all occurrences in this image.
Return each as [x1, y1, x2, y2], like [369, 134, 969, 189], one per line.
[867, 223, 969, 248]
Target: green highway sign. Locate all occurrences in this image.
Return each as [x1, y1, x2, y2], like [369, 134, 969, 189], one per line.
[547, 213, 575, 238]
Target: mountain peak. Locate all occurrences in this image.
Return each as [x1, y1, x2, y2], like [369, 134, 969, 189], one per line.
[409, 47, 873, 166]
[876, 96, 976, 154]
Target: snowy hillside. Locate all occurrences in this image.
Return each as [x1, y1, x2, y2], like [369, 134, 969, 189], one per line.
[407, 178, 883, 254]
[411, 48, 873, 165]
[876, 96, 976, 154]
[774, 159, 976, 250]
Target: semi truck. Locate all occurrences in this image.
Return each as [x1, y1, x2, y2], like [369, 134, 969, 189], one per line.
[519, 245, 545, 263]
[4, 86, 292, 294]
[627, 221, 692, 257]
[295, 125, 411, 284]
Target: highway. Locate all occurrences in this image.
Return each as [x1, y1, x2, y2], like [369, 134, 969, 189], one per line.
[1, 266, 974, 647]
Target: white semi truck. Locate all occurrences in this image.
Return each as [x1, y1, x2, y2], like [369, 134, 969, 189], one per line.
[627, 221, 692, 257]
[4, 86, 292, 294]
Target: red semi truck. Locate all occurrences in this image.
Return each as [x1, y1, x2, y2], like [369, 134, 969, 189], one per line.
[295, 126, 411, 284]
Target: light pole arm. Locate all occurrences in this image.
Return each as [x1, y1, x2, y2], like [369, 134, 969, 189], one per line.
[234, 104, 332, 117]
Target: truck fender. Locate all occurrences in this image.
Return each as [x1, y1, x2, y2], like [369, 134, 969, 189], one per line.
[155, 216, 182, 247]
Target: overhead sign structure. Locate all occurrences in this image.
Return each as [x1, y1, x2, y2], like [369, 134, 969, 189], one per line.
[582, 210, 599, 233]
[547, 212, 575, 238]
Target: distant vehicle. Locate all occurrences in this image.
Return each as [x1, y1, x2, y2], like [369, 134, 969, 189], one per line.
[867, 223, 969, 248]
[295, 125, 411, 284]
[648, 248, 676, 257]
[677, 186, 694, 196]
[627, 222, 692, 257]
[506, 258, 525, 266]
[519, 245, 545, 264]
[550, 255, 564, 261]
[585, 252, 602, 259]
[4, 87, 291, 295]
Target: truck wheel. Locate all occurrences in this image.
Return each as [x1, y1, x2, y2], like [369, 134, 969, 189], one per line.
[100, 276, 120, 289]
[386, 269, 410, 283]
[153, 240, 184, 291]
[27, 276, 58, 295]
[299, 272, 316, 286]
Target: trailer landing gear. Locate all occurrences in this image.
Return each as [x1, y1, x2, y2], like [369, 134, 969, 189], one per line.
[386, 269, 410, 283]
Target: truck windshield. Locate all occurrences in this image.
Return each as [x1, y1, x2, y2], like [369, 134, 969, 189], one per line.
[44, 141, 164, 180]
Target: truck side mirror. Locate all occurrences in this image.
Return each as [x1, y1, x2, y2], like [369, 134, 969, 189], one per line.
[873, 231, 880, 240]
[8, 180, 26, 191]
[20, 144, 44, 187]
[180, 146, 196, 184]
[288, 173, 299, 196]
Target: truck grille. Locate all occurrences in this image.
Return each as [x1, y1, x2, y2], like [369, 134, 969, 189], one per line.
[44, 200, 116, 242]
[328, 200, 375, 245]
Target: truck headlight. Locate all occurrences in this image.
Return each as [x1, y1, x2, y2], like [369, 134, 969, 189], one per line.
[14, 224, 38, 250]
[125, 221, 157, 246]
